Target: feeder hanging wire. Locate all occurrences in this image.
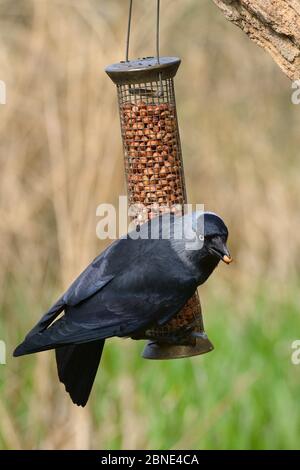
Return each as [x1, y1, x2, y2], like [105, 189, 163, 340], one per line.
[125, 0, 161, 65]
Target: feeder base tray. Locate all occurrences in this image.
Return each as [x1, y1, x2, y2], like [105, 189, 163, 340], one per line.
[142, 334, 214, 360]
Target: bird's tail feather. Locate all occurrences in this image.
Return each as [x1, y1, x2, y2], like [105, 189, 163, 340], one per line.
[55, 340, 105, 406]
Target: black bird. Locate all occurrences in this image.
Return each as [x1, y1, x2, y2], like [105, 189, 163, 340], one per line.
[14, 211, 231, 406]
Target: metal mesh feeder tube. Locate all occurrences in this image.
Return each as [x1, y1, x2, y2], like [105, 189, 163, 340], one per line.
[106, 57, 213, 359]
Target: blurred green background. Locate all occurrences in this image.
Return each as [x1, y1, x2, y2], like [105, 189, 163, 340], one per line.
[0, 0, 300, 450]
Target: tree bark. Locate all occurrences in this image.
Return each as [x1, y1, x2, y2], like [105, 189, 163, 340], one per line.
[212, 0, 300, 80]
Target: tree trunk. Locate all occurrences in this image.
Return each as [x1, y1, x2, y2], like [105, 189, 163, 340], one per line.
[212, 0, 300, 80]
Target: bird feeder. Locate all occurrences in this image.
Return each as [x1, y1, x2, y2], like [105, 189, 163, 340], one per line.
[105, 1, 213, 360]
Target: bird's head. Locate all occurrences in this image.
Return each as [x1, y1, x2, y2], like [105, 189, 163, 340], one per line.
[192, 212, 232, 265]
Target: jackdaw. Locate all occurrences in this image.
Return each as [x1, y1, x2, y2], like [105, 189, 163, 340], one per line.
[14, 211, 232, 406]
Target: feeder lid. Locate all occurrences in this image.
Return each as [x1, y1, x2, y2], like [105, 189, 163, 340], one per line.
[105, 56, 181, 85]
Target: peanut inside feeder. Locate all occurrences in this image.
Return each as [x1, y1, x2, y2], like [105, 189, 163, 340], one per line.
[106, 57, 213, 359]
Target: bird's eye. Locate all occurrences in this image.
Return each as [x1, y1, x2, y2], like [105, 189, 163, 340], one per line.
[198, 234, 204, 242]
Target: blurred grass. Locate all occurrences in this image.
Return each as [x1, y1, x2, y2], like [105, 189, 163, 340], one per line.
[2, 283, 300, 449]
[0, 0, 300, 449]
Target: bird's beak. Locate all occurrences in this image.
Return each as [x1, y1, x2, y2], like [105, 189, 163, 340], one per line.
[220, 243, 233, 264]
[209, 238, 233, 265]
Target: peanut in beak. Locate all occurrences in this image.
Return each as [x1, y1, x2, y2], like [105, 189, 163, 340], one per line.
[223, 255, 233, 264]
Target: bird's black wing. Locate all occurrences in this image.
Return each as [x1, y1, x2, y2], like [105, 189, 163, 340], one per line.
[61, 213, 180, 307]
[14, 216, 197, 355]
[62, 235, 157, 306]
[16, 234, 156, 342]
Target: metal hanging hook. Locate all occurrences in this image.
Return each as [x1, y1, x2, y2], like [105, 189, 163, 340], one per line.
[156, 0, 160, 65]
[125, 0, 161, 64]
[125, 0, 133, 62]
[156, 0, 164, 97]
[125, 0, 163, 98]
